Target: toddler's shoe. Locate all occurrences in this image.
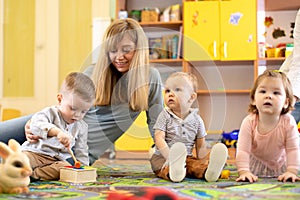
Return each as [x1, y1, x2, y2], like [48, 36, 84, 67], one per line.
[205, 143, 228, 182]
[169, 142, 187, 182]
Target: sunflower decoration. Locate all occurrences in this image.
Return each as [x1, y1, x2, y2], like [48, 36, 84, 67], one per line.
[264, 16, 273, 28]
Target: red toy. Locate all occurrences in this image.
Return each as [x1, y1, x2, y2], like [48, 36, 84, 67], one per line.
[107, 187, 187, 200]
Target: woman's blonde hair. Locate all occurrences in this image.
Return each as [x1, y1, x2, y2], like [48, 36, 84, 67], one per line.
[248, 69, 294, 114]
[92, 18, 149, 111]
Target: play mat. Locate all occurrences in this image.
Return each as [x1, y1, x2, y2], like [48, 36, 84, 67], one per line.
[1, 161, 300, 199]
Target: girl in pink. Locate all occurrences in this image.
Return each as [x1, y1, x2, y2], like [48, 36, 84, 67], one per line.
[236, 69, 300, 183]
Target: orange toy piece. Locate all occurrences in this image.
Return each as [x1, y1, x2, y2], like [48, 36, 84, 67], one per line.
[74, 161, 81, 169]
[220, 170, 230, 179]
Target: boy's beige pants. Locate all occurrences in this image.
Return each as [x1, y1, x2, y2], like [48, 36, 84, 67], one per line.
[23, 151, 70, 180]
[150, 153, 209, 181]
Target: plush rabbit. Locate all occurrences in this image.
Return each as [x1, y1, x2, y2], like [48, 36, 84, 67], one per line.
[0, 139, 32, 194]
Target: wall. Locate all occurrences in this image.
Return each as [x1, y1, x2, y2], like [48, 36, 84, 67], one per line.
[0, 0, 111, 116]
[0, 0, 60, 115]
[264, 10, 298, 47]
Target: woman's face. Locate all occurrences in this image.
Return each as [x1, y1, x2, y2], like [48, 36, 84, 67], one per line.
[108, 34, 136, 74]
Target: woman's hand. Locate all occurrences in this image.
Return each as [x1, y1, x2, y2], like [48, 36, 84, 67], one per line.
[236, 171, 258, 183]
[278, 171, 300, 182]
[25, 119, 41, 143]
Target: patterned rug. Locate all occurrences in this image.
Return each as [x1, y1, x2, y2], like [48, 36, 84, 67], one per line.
[1, 161, 300, 200]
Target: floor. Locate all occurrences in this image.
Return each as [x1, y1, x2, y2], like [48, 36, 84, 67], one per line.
[94, 148, 237, 166]
[89, 148, 300, 199]
[11, 148, 297, 200]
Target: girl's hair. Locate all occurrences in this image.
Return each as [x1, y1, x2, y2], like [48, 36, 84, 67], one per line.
[248, 69, 294, 114]
[61, 72, 95, 103]
[167, 72, 198, 91]
[92, 18, 149, 111]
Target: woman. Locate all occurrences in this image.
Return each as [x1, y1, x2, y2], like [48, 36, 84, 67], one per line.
[0, 18, 164, 165]
[280, 8, 300, 124]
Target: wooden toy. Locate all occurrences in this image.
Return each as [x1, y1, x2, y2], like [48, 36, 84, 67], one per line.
[59, 166, 97, 183]
[67, 148, 81, 168]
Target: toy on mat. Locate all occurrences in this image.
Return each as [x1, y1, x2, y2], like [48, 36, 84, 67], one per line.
[220, 169, 230, 179]
[67, 148, 81, 168]
[107, 187, 181, 200]
[0, 139, 32, 194]
[221, 129, 239, 148]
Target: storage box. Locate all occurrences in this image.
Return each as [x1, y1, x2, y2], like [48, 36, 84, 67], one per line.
[170, 4, 181, 21]
[285, 43, 294, 58]
[130, 10, 141, 22]
[60, 166, 97, 183]
[266, 47, 285, 58]
[141, 10, 158, 22]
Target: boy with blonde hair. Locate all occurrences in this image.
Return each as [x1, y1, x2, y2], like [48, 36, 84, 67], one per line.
[150, 72, 228, 182]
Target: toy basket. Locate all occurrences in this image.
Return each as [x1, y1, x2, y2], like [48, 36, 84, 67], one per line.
[141, 10, 159, 22]
[266, 47, 285, 58]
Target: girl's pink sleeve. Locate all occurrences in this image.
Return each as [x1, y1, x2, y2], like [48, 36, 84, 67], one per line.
[285, 115, 300, 172]
[236, 115, 253, 172]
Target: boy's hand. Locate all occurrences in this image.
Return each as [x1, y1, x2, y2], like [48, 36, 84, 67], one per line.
[57, 131, 71, 148]
[236, 171, 258, 182]
[278, 171, 300, 182]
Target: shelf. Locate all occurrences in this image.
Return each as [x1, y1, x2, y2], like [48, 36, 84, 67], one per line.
[197, 89, 251, 94]
[140, 21, 183, 30]
[257, 57, 286, 61]
[139, 21, 182, 26]
[150, 58, 183, 63]
[264, 0, 300, 11]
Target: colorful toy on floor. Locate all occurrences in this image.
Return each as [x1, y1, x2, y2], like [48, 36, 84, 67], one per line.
[0, 139, 32, 194]
[220, 170, 230, 179]
[221, 129, 239, 148]
[107, 187, 182, 200]
[67, 148, 81, 168]
[59, 166, 97, 183]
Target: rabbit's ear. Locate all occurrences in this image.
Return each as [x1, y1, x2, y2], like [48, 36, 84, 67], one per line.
[8, 139, 21, 153]
[0, 142, 14, 159]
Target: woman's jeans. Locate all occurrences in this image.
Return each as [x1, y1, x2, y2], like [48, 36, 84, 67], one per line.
[292, 102, 300, 124]
[0, 115, 32, 144]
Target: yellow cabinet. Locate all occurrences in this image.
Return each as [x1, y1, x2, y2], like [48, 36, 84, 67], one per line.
[184, 0, 257, 61]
